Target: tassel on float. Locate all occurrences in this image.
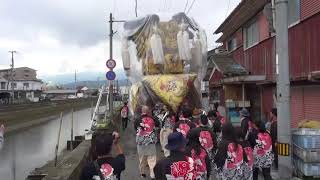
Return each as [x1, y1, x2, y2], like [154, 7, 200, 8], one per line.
[150, 25, 165, 65]
[177, 22, 191, 61]
[121, 39, 131, 70]
[191, 32, 202, 72]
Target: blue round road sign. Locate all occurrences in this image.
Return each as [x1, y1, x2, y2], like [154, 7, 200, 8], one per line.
[106, 71, 116, 80]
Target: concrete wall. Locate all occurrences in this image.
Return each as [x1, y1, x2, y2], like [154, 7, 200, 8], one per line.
[41, 140, 91, 180]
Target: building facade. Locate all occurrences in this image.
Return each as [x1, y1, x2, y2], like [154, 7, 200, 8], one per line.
[0, 67, 43, 103]
[206, 0, 320, 127]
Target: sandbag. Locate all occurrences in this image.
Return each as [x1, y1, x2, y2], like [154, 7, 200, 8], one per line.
[298, 120, 320, 129]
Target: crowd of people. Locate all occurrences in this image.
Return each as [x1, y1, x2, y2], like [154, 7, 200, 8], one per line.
[81, 102, 278, 180]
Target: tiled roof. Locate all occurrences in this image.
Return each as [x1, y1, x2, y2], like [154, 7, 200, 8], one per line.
[208, 53, 248, 77]
[44, 90, 77, 94]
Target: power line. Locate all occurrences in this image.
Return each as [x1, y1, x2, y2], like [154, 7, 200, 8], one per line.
[225, 0, 231, 18]
[113, 0, 117, 16]
[158, 0, 161, 13]
[186, 0, 196, 14]
[135, 0, 138, 17]
[184, 0, 189, 13]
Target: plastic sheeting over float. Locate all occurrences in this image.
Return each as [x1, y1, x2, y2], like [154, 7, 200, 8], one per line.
[122, 12, 207, 113]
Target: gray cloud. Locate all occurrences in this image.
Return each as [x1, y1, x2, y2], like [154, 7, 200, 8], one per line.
[0, 0, 241, 75]
[0, 0, 109, 46]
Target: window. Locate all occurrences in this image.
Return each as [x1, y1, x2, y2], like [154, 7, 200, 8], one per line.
[0, 82, 6, 89]
[210, 90, 220, 101]
[23, 83, 29, 89]
[288, 0, 300, 26]
[11, 83, 17, 89]
[244, 20, 259, 48]
[25, 74, 29, 78]
[227, 38, 237, 51]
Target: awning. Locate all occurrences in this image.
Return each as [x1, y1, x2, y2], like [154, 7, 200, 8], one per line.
[209, 53, 247, 77]
[222, 75, 266, 84]
[204, 51, 248, 82]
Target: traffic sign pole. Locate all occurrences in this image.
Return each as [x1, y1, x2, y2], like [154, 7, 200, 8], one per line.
[107, 13, 125, 113]
[108, 13, 114, 113]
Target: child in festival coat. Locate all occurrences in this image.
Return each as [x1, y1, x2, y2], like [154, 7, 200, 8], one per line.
[248, 120, 274, 180]
[214, 123, 244, 180]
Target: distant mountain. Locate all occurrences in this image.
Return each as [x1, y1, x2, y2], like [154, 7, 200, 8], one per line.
[63, 79, 130, 89]
[40, 69, 127, 84]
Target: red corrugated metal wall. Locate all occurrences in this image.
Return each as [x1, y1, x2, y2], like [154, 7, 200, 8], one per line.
[291, 86, 320, 128]
[261, 86, 274, 118]
[289, 13, 320, 80]
[301, 0, 320, 20]
[291, 87, 304, 128]
[258, 13, 270, 41]
[209, 70, 223, 87]
[304, 86, 320, 121]
[232, 47, 245, 66]
[231, 38, 275, 81]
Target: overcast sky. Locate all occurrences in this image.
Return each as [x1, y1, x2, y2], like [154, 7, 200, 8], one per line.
[0, 0, 240, 77]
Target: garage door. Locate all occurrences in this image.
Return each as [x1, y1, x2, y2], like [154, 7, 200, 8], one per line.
[291, 85, 320, 128]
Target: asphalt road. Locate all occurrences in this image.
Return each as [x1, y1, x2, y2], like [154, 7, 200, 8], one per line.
[120, 121, 164, 180]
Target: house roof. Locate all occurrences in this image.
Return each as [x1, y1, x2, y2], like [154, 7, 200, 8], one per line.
[0, 67, 36, 72]
[43, 90, 77, 94]
[208, 53, 248, 77]
[0, 67, 41, 82]
[214, 0, 269, 42]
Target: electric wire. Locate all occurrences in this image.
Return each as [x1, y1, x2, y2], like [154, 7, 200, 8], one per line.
[225, 0, 231, 18]
[184, 0, 189, 13]
[186, 0, 196, 14]
[135, 0, 138, 17]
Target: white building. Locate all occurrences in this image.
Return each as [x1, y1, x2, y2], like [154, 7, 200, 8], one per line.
[0, 67, 43, 102]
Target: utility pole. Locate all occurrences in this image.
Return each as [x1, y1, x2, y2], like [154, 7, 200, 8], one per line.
[74, 69, 77, 89]
[9, 51, 17, 104]
[275, 0, 292, 179]
[109, 13, 114, 112]
[108, 13, 125, 112]
[97, 77, 100, 88]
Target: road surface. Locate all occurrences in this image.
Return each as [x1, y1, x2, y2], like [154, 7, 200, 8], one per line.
[121, 121, 164, 180]
[119, 120, 282, 180]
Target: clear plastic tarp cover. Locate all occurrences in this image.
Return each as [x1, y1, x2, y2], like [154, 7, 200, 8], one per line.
[123, 12, 206, 113]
